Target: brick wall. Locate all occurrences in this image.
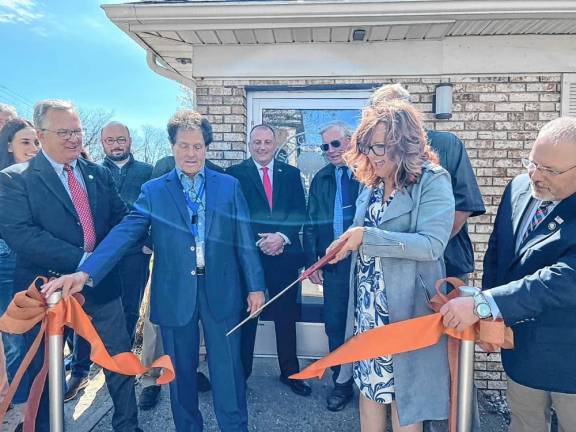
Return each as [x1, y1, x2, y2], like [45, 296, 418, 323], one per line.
[196, 74, 562, 394]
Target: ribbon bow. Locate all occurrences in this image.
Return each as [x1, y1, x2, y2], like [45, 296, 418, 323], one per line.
[290, 277, 513, 432]
[0, 277, 175, 431]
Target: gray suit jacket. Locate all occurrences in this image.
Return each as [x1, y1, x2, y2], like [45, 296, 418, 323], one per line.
[338, 163, 455, 426]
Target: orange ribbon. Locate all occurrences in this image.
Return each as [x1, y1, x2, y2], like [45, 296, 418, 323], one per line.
[0, 277, 175, 432]
[291, 277, 513, 431]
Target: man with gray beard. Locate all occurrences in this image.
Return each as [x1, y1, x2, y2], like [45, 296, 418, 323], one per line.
[442, 117, 576, 432]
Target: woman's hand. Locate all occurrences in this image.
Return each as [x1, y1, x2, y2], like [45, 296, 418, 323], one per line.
[327, 227, 364, 264]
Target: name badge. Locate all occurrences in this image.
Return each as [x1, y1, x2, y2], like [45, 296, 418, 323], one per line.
[196, 242, 205, 269]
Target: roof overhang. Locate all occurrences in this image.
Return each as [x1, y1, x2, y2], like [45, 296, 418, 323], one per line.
[102, 1, 576, 85]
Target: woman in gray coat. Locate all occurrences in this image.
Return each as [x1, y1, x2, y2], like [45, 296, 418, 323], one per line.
[328, 100, 455, 431]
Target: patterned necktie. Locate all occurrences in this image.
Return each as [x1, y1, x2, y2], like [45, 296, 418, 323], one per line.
[64, 164, 96, 252]
[261, 166, 273, 210]
[340, 167, 354, 231]
[522, 200, 553, 243]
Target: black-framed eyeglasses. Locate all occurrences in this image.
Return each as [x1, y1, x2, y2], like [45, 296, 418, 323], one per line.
[104, 137, 128, 145]
[521, 158, 576, 177]
[360, 143, 388, 157]
[321, 140, 341, 152]
[41, 128, 85, 139]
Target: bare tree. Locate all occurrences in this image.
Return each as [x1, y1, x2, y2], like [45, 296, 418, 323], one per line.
[178, 84, 195, 109]
[132, 124, 170, 165]
[78, 107, 114, 161]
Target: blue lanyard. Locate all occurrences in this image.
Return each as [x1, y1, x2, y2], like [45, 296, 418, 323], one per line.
[183, 179, 205, 237]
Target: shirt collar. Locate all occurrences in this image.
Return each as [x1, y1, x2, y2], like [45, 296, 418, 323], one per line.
[42, 150, 77, 176]
[253, 158, 274, 172]
[176, 166, 205, 187]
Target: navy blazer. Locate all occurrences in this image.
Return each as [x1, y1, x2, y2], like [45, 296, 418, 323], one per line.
[0, 152, 127, 305]
[483, 173, 576, 393]
[80, 167, 266, 327]
[227, 158, 306, 270]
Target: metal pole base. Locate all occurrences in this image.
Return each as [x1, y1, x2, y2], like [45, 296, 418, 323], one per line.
[47, 292, 64, 432]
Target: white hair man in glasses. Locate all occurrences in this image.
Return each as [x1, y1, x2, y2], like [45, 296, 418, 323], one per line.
[303, 121, 360, 411]
[0, 100, 140, 431]
[441, 116, 576, 432]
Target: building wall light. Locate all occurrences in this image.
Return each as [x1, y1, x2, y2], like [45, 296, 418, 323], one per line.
[434, 83, 453, 120]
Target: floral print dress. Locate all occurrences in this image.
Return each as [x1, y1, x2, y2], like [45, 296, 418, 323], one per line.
[353, 183, 396, 404]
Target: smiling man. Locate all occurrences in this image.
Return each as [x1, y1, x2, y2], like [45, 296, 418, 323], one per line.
[0, 100, 139, 432]
[228, 125, 310, 397]
[101, 121, 153, 343]
[43, 109, 266, 432]
[441, 116, 576, 432]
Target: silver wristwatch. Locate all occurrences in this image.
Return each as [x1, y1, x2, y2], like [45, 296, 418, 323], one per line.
[473, 291, 492, 319]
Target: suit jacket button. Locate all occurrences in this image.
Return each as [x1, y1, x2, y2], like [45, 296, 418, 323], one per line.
[191, 270, 196, 276]
[190, 246, 195, 252]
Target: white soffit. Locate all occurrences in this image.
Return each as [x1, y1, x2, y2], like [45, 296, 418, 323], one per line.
[102, 1, 576, 81]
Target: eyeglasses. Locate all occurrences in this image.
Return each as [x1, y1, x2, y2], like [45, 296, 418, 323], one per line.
[104, 137, 128, 145]
[41, 128, 85, 139]
[521, 158, 576, 177]
[320, 140, 341, 152]
[360, 143, 388, 157]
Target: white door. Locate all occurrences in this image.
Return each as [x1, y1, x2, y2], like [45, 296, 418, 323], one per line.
[247, 90, 370, 359]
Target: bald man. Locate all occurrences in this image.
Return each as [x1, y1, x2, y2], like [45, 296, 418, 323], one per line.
[442, 117, 576, 432]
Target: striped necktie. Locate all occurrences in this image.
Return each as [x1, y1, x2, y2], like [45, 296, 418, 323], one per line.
[522, 200, 553, 243]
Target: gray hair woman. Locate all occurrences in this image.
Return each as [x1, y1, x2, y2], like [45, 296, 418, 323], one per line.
[327, 100, 454, 432]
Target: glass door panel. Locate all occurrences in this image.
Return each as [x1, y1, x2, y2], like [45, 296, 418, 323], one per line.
[248, 91, 369, 358]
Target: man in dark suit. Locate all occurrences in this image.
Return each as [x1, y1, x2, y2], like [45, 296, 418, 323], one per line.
[441, 117, 576, 431]
[101, 121, 153, 343]
[0, 100, 140, 432]
[43, 110, 266, 432]
[303, 121, 359, 410]
[227, 124, 311, 396]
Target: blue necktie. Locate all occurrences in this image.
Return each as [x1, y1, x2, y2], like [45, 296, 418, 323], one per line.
[340, 168, 354, 231]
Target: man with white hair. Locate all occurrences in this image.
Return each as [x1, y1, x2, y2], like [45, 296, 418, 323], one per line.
[442, 116, 576, 431]
[0, 104, 17, 130]
[0, 100, 140, 431]
[303, 121, 360, 411]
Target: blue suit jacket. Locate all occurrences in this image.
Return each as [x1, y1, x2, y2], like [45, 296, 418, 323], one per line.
[81, 167, 265, 327]
[483, 173, 576, 393]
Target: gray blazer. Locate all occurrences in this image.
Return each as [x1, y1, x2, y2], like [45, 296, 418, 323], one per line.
[336, 163, 455, 426]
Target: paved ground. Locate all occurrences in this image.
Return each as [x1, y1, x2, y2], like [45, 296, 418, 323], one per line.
[3, 357, 509, 432]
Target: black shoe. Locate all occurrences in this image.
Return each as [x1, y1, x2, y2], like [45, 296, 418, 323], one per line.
[64, 375, 89, 402]
[279, 375, 312, 397]
[327, 384, 353, 412]
[14, 423, 23, 432]
[197, 371, 211, 393]
[138, 385, 161, 410]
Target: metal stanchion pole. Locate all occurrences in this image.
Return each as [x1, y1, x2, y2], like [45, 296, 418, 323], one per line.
[47, 291, 64, 432]
[457, 287, 476, 432]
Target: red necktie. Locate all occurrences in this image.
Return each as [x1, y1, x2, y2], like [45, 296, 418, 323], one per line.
[261, 166, 273, 210]
[64, 164, 96, 252]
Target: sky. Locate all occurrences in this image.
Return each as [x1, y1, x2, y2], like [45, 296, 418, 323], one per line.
[0, 0, 181, 130]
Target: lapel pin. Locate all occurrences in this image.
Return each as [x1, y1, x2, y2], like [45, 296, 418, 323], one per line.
[554, 216, 564, 225]
[547, 222, 557, 231]
[88, 174, 94, 180]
